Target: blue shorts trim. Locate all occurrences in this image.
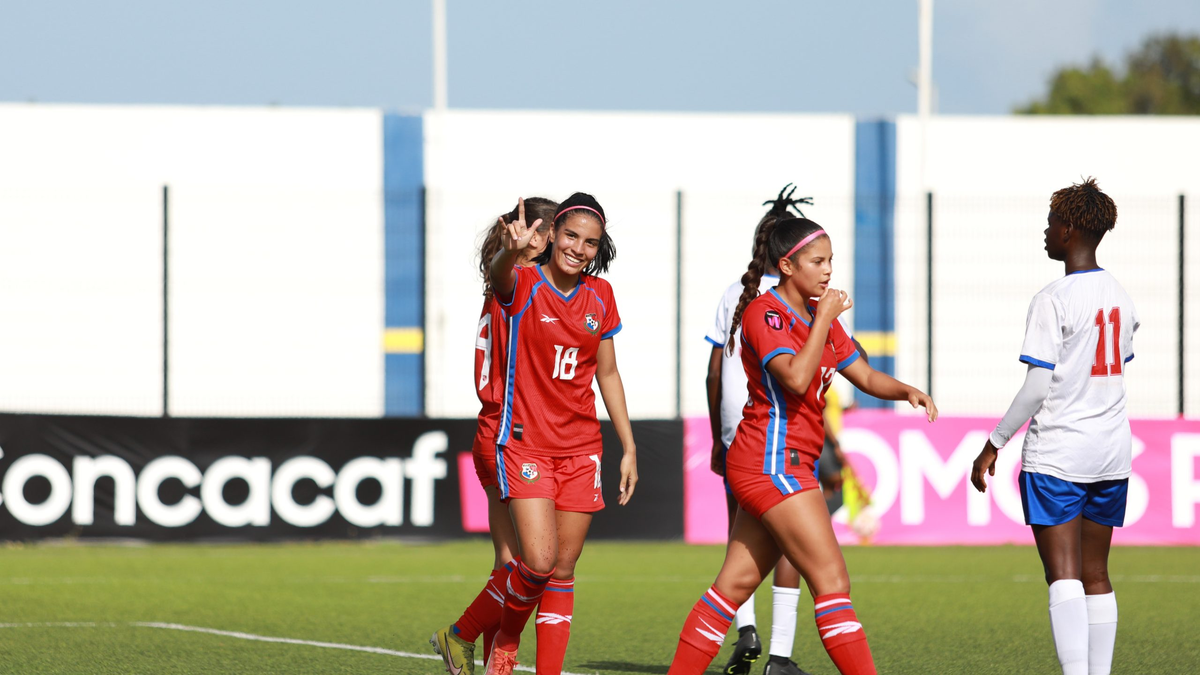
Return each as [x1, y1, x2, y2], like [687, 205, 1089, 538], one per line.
[1019, 471, 1128, 527]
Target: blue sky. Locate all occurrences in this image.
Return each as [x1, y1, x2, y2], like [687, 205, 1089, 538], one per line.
[3, 0, 1198, 115]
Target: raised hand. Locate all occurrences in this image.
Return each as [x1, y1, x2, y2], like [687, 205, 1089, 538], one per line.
[503, 197, 543, 252]
[815, 287, 853, 323]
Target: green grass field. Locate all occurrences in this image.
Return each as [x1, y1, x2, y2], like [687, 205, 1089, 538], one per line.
[1, 539, 1197, 674]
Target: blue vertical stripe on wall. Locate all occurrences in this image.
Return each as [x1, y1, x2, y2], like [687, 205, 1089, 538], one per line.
[383, 114, 424, 416]
[853, 119, 896, 408]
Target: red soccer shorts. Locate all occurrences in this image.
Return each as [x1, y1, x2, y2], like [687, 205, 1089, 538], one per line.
[495, 445, 605, 513]
[726, 456, 820, 520]
[472, 431, 499, 489]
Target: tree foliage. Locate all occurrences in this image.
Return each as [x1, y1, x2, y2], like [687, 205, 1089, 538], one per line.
[1017, 33, 1200, 114]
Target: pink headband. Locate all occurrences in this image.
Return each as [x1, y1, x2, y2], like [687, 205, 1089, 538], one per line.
[556, 205, 606, 225]
[785, 229, 827, 259]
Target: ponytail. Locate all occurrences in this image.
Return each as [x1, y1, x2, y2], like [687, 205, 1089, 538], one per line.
[727, 215, 780, 355]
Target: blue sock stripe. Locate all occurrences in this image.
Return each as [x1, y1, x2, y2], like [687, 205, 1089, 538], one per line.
[701, 596, 734, 622]
[516, 563, 550, 586]
[503, 561, 516, 572]
[545, 586, 574, 592]
[815, 604, 854, 619]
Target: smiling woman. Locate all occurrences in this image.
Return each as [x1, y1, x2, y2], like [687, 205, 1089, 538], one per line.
[481, 192, 637, 675]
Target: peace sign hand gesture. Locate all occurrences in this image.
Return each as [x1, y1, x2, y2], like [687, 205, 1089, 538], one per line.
[503, 197, 543, 252]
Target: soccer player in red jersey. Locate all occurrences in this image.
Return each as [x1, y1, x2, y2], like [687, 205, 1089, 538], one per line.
[668, 216, 937, 675]
[706, 187, 856, 675]
[484, 193, 638, 675]
[431, 197, 557, 675]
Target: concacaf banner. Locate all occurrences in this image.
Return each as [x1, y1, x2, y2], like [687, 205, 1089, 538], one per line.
[0, 415, 682, 541]
[684, 412, 1200, 546]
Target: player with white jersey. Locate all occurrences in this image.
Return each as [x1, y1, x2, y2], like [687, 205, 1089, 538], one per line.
[972, 178, 1136, 675]
[704, 188, 852, 675]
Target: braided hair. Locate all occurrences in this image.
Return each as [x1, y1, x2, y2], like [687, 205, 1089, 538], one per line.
[533, 192, 617, 276]
[726, 216, 828, 355]
[753, 184, 815, 260]
[762, 183, 814, 219]
[478, 197, 558, 298]
[1049, 177, 1117, 242]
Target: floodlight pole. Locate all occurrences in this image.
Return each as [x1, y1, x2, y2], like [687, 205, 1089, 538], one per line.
[917, 0, 932, 190]
[432, 0, 448, 110]
[918, 0, 934, 397]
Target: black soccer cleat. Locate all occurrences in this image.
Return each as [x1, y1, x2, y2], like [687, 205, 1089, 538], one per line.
[762, 655, 815, 675]
[723, 626, 762, 675]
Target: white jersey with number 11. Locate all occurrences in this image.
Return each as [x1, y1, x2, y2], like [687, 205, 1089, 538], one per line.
[1018, 268, 1139, 483]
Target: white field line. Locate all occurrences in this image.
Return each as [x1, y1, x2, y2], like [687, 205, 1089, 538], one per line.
[0, 621, 596, 675]
[0, 622, 116, 628]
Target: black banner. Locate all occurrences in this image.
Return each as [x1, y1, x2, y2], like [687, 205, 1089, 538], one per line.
[0, 414, 682, 541]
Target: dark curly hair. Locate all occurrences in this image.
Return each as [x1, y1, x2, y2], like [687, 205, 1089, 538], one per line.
[1049, 177, 1117, 242]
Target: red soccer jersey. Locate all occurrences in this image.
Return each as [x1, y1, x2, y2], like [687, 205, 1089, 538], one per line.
[496, 265, 622, 457]
[727, 289, 859, 481]
[474, 295, 508, 445]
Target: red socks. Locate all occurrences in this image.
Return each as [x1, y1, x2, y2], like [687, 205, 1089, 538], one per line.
[535, 576, 575, 675]
[453, 560, 516, 644]
[494, 561, 554, 653]
[813, 593, 876, 675]
[667, 586, 739, 675]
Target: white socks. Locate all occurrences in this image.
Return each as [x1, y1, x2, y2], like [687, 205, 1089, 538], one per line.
[1048, 580, 1088, 675]
[1086, 592, 1118, 675]
[735, 591, 757, 630]
[769, 586, 801, 658]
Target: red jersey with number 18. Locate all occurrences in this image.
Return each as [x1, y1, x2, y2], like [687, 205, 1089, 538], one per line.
[496, 265, 622, 457]
[727, 289, 859, 478]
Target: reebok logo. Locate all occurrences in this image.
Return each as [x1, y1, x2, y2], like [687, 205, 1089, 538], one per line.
[535, 612, 573, 625]
[819, 620, 863, 639]
[695, 619, 725, 645]
[541, 314, 560, 323]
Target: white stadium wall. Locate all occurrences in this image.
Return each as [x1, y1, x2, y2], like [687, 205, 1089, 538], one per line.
[3, 104, 1198, 421]
[421, 110, 856, 420]
[894, 115, 1200, 418]
[0, 104, 385, 417]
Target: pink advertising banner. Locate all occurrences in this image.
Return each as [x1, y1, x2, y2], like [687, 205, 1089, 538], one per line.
[684, 412, 1200, 546]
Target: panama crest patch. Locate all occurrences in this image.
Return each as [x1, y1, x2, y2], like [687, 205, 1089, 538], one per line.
[584, 313, 600, 335]
[521, 462, 540, 483]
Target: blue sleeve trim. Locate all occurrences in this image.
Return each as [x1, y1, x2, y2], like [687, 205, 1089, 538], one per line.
[705, 336, 724, 347]
[1020, 355, 1056, 370]
[1124, 353, 1134, 363]
[601, 323, 623, 340]
[837, 351, 861, 371]
[760, 347, 796, 368]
